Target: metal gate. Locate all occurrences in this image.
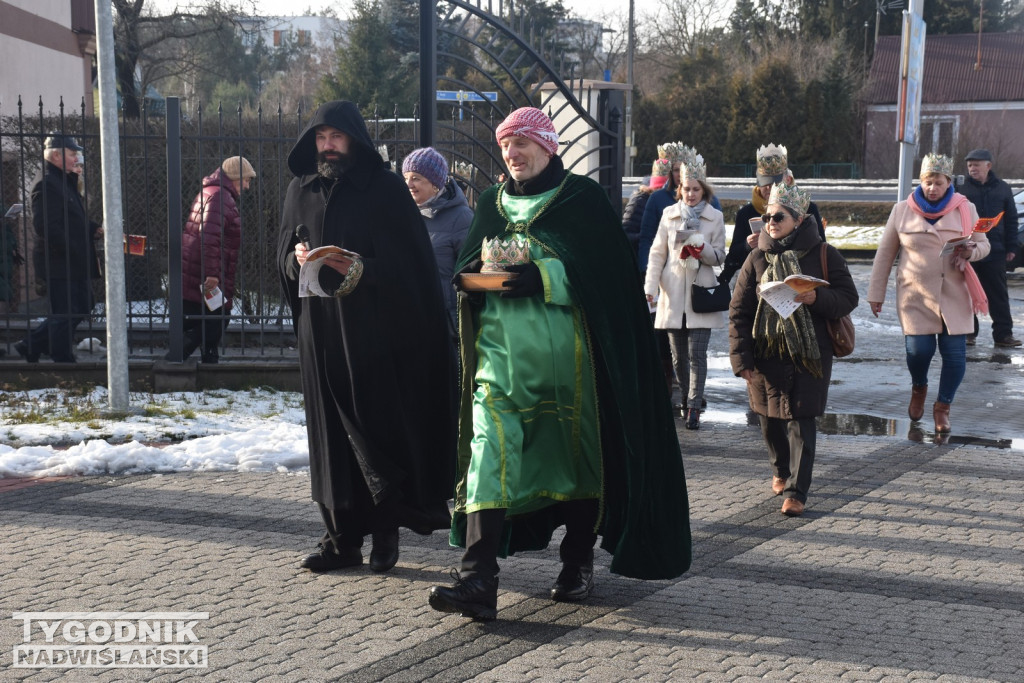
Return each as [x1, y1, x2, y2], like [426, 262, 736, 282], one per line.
[418, 0, 624, 204]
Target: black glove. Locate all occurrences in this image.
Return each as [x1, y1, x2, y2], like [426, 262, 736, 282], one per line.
[500, 262, 542, 299]
[452, 259, 483, 290]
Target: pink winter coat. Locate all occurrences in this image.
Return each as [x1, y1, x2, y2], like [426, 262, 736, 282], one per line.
[181, 168, 242, 309]
[867, 196, 989, 335]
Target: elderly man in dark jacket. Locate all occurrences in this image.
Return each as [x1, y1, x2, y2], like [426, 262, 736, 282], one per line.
[277, 101, 456, 575]
[16, 133, 100, 363]
[959, 148, 1021, 348]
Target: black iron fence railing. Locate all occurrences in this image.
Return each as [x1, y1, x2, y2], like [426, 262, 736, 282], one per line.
[0, 97, 480, 361]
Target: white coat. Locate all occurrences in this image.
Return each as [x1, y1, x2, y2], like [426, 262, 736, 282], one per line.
[644, 201, 727, 330]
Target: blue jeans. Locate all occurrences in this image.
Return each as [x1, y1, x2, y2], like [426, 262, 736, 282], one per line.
[905, 333, 966, 404]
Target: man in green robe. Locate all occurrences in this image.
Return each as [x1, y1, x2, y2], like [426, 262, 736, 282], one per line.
[428, 108, 692, 621]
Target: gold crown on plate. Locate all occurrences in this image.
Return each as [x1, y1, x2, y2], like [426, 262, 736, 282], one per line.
[756, 143, 788, 177]
[920, 152, 954, 178]
[481, 234, 531, 272]
[768, 181, 811, 216]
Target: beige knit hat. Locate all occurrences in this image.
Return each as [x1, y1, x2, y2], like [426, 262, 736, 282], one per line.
[222, 156, 256, 181]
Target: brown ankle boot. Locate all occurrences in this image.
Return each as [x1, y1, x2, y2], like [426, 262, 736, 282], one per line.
[908, 385, 927, 421]
[933, 401, 951, 433]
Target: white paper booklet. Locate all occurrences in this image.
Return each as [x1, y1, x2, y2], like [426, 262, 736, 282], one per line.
[203, 286, 223, 311]
[298, 245, 361, 298]
[757, 275, 829, 319]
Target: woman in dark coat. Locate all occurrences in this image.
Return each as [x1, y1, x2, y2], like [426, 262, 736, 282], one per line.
[729, 182, 858, 517]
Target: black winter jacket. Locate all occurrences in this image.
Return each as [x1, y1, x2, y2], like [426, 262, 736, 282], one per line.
[31, 161, 100, 282]
[959, 172, 1019, 261]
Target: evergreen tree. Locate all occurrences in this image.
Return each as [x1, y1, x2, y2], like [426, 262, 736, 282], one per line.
[318, 0, 417, 112]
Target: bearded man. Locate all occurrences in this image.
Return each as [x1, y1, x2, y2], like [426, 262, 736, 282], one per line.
[277, 100, 456, 574]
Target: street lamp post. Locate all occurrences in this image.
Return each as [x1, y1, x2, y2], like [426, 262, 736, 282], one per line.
[625, 0, 634, 177]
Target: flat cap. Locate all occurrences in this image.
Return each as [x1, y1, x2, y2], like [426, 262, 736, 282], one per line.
[965, 148, 992, 162]
[43, 132, 84, 151]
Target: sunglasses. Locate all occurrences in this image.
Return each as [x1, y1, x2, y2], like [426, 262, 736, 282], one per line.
[761, 212, 790, 224]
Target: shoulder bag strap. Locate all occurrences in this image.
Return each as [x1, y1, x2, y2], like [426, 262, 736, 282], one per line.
[820, 243, 829, 282]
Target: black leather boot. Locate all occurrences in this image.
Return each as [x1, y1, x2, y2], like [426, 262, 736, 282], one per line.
[429, 509, 505, 620]
[299, 543, 362, 572]
[369, 528, 399, 573]
[550, 552, 594, 602]
[429, 571, 498, 621]
[551, 500, 597, 602]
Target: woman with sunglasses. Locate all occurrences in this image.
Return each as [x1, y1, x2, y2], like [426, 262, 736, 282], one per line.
[729, 182, 858, 517]
[644, 157, 726, 430]
[867, 153, 989, 434]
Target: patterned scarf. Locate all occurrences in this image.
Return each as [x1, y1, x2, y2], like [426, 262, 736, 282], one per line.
[752, 228, 822, 378]
[906, 187, 989, 314]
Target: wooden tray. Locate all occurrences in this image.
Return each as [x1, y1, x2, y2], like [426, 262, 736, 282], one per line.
[459, 272, 519, 291]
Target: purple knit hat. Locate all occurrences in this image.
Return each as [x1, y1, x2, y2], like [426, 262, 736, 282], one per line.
[402, 147, 448, 189]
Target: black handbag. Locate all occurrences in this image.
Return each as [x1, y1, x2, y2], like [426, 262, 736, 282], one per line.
[690, 275, 731, 313]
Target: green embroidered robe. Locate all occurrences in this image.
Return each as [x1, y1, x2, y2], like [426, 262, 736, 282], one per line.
[452, 173, 692, 581]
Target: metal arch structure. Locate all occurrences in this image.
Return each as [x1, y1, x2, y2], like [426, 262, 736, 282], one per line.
[418, 0, 624, 204]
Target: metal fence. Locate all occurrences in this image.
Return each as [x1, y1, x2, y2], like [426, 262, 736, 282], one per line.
[0, 96, 490, 361]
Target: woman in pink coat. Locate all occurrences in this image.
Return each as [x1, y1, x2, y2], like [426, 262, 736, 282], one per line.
[867, 153, 990, 433]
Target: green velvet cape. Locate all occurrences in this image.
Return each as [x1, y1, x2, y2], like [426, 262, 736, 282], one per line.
[453, 173, 692, 580]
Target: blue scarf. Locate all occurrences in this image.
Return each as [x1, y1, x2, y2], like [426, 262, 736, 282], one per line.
[913, 185, 953, 224]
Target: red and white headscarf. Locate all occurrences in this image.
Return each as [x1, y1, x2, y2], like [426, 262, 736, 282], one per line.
[494, 107, 559, 156]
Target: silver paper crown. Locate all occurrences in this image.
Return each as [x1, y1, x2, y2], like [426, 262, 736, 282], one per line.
[920, 153, 954, 178]
[680, 157, 706, 183]
[756, 143, 788, 177]
[768, 181, 811, 216]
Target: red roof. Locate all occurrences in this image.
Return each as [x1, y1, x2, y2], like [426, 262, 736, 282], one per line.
[865, 32, 1024, 104]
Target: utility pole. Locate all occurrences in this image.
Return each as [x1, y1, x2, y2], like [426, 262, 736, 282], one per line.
[94, 0, 129, 411]
[625, 0, 634, 177]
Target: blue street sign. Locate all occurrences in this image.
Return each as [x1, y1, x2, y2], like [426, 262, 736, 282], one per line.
[435, 90, 498, 102]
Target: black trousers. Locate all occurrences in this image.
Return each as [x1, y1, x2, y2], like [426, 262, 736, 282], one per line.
[460, 499, 599, 579]
[760, 415, 817, 503]
[24, 278, 92, 362]
[972, 257, 1013, 341]
[318, 501, 399, 553]
[181, 299, 225, 361]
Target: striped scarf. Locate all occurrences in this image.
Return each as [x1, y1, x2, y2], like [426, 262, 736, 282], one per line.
[752, 229, 822, 378]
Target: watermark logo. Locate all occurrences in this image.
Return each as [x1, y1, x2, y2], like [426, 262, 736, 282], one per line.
[11, 612, 208, 669]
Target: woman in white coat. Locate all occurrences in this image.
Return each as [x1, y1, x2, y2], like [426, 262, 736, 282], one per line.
[644, 157, 727, 430]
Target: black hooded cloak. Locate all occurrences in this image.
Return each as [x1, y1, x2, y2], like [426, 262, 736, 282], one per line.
[277, 101, 456, 534]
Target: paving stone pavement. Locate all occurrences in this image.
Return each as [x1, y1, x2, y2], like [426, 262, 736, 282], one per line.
[0, 263, 1021, 681]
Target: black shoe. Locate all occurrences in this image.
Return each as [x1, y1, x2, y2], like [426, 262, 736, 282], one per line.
[201, 354, 219, 364]
[685, 407, 700, 430]
[550, 562, 594, 602]
[299, 544, 362, 572]
[965, 335, 976, 346]
[369, 529, 399, 573]
[14, 341, 39, 363]
[429, 571, 498, 621]
[994, 336, 1022, 348]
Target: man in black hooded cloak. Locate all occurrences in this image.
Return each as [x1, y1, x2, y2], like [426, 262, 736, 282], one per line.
[277, 100, 457, 573]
